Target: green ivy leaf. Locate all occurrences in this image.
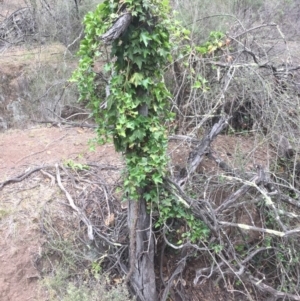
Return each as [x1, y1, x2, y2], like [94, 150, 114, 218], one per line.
[141, 78, 151, 89]
[134, 56, 144, 70]
[129, 72, 144, 87]
[192, 81, 202, 89]
[140, 31, 152, 47]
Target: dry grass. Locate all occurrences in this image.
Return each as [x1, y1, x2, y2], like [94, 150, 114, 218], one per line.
[0, 43, 69, 67]
[0, 160, 130, 301]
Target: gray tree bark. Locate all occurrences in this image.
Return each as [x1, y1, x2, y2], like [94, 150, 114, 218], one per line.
[127, 197, 157, 301]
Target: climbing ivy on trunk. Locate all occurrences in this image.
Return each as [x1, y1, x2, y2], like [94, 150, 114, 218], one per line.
[72, 0, 174, 201]
[71, 1, 181, 300]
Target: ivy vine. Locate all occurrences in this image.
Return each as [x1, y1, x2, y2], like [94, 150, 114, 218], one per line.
[71, 0, 175, 199]
[71, 0, 209, 244]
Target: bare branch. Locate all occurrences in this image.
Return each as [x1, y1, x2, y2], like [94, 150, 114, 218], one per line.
[0, 165, 52, 190]
[176, 116, 230, 188]
[101, 13, 132, 44]
[55, 163, 94, 240]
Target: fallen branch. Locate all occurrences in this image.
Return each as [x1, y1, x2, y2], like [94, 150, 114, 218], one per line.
[0, 165, 52, 190]
[176, 116, 230, 188]
[161, 256, 187, 301]
[248, 275, 300, 301]
[32, 119, 97, 129]
[164, 177, 218, 235]
[40, 169, 55, 186]
[168, 134, 200, 144]
[55, 163, 94, 240]
[194, 246, 300, 300]
[215, 165, 273, 213]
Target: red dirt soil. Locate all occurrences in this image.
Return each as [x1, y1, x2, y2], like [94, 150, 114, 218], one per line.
[0, 126, 120, 301]
[0, 126, 119, 180]
[0, 125, 270, 301]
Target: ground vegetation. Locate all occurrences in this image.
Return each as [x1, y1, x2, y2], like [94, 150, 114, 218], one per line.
[2, 0, 300, 301]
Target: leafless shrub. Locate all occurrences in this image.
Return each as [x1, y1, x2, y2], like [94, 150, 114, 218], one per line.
[25, 59, 80, 121]
[0, 0, 100, 130]
[0, 7, 36, 48]
[30, 0, 81, 48]
[163, 1, 300, 300]
[0, 0, 100, 51]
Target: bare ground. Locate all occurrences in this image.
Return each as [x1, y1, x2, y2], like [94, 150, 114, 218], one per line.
[0, 125, 120, 301]
[0, 124, 271, 301]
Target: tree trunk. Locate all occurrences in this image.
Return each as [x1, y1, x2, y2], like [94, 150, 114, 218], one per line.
[127, 196, 157, 301]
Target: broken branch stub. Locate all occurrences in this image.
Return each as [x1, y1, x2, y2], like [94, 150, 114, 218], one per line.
[101, 13, 132, 44]
[176, 116, 230, 188]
